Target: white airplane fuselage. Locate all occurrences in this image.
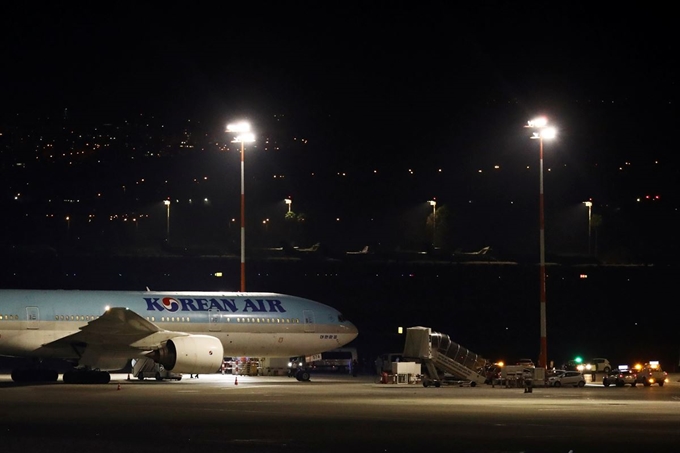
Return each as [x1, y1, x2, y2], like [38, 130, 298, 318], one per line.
[0, 289, 358, 376]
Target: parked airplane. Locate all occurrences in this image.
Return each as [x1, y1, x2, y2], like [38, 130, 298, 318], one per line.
[0, 289, 358, 383]
[346, 245, 370, 255]
[455, 246, 491, 256]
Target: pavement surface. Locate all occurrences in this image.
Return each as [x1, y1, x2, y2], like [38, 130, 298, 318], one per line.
[2, 371, 680, 453]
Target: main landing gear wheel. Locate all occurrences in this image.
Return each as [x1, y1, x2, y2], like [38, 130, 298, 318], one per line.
[295, 370, 311, 381]
[11, 369, 59, 383]
[63, 370, 111, 384]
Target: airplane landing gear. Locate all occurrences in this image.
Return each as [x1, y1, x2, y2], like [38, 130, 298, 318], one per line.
[11, 368, 59, 383]
[295, 369, 311, 381]
[63, 369, 111, 384]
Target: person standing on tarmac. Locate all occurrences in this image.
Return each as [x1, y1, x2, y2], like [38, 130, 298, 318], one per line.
[523, 368, 533, 393]
[374, 356, 383, 375]
[352, 359, 359, 377]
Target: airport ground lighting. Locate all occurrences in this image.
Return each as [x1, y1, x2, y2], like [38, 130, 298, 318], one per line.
[226, 121, 255, 292]
[526, 117, 557, 370]
[583, 200, 593, 255]
[428, 200, 437, 247]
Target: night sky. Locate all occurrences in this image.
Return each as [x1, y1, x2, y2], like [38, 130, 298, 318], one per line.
[2, 4, 680, 368]
[4, 4, 677, 122]
[2, 4, 679, 258]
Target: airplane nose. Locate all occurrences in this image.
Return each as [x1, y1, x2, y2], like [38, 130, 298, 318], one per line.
[344, 321, 359, 340]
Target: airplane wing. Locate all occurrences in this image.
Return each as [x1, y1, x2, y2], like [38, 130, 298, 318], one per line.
[41, 307, 189, 352]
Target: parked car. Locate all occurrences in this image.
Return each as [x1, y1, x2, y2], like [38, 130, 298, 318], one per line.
[583, 357, 611, 373]
[548, 370, 586, 387]
[602, 367, 637, 387]
[561, 360, 581, 371]
[516, 358, 535, 368]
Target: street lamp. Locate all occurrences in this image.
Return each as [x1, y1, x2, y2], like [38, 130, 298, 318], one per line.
[526, 117, 557, 370]
[285, 198, 292, 213]
[226, 121, 255, 292]
[583, 200, 592, 255]
[428, 200, 437, 247]
[163, 200, 170, 243]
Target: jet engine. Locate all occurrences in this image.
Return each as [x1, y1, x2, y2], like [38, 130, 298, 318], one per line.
[150, 335, 224, 374]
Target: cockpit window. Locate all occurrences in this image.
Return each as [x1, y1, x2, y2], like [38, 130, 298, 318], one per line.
[338, 314, 347, 322]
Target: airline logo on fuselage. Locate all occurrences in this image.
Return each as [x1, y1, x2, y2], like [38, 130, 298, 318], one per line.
[145, 297, 287, 313]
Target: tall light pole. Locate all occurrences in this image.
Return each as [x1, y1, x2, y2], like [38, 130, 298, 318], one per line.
[428, 200, 437, 247]
[226, 121, 255, 292]
[285, 197, 292, 213]
[163, 200, 170, 243]
[526, 117, 556, 370]
[583, 201, 592, 255]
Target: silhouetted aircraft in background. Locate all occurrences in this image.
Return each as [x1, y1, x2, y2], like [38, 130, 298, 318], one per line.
[451, 246, 496, 262]
[346, 245, 370, 255]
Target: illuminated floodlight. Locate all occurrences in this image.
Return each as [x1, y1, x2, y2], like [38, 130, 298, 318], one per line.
[541, 127, 557, 139]
[530, 127, 557, 140]
[226, 121, 251, 133]
[231, 133, 255, 143]
[527, 117, 548, 128]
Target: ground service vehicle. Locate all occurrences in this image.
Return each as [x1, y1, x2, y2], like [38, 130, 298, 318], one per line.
[375, 352, 404, 374]
[634, 362, 668, 386]
[308, 347, 357, 373]
[548, 370, 586, 387]
[132, 358, 182, 381]
[602, 366, 637, 387]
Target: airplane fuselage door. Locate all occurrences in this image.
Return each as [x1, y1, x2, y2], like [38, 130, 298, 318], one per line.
[303, 310, 315, 333]
[26, 306, 39, 330]
[208, 308, 221, 332]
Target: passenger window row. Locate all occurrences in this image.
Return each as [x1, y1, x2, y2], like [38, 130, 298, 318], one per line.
[144, 316, 301, 323]
[53, 315, 100, 321]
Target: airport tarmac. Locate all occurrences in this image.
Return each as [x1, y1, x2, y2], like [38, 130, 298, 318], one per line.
[2, 372, 680, 453]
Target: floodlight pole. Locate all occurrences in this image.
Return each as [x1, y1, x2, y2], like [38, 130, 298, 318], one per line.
[163, 200, 170, 244]
[239, 139, 246, 292]
[227, 121, 254, 293]
[538, 135, 547, 370]
[527, 117, 556, 371]
[583, 201, 592, 255]
[428, 200, 437, 247]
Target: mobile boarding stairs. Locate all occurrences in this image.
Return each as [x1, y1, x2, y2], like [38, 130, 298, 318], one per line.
[403, 326, 489, 387]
